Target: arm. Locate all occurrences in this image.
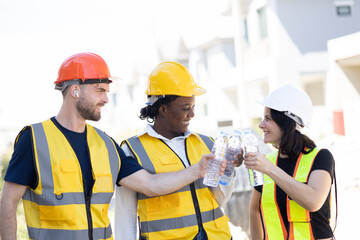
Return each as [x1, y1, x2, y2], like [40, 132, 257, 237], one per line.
[211, 150, 244, 208]
[249, 189, 263, 240]
[114, 186, 138, 240]
[210, 173, 235, 208]
[119, 154, 218, 197]
[244, 153, 332, 211]
[114, 143, 140, 240]
[0, 181, 27, 240]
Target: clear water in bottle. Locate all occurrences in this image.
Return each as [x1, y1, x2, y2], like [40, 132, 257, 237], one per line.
[203, 132, 228, 187]
[219, 130, 242, 186]
[242, 130, 264, 186]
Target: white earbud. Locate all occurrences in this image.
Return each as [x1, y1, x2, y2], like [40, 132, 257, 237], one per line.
[74, 90, 79, 98]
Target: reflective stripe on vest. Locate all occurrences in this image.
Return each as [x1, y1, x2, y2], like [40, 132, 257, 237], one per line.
[124, 133, 231, 240]
[22, 119, 120, 240]
[261, 151, 287, 240]
[27, 225, 112, 240]
[261, 148, 321, 240]
[140, 207, 225, 233]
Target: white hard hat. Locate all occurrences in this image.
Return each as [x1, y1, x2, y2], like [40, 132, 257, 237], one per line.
[259, 85, 313, 127]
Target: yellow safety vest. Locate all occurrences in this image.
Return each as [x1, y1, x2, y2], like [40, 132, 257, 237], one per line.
[123, 133, 231, 240]
[20, 119, 120, 240]
[261, 148, 321, 240]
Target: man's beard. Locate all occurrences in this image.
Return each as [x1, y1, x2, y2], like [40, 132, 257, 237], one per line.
[76, 100, 102, 121]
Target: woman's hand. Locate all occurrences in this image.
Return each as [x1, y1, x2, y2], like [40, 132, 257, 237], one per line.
[243, 152, 273, 174]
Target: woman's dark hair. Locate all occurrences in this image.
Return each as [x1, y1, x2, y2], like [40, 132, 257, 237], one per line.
[270, 108, 316, 159]
[139, 95, 179, 123]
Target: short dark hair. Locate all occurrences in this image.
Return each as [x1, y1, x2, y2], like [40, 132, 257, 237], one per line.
[139, 95, 179, 123]
[270, 108, 316, 159]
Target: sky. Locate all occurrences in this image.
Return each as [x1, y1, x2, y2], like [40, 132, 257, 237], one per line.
[0, 0, 214, 130]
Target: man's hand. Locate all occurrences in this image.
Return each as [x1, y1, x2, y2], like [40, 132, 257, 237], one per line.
[232, 148, 244, 168]
[223, 148, 244, 168]
[194, 154, 227, 178]
[120, 154, 226, 197]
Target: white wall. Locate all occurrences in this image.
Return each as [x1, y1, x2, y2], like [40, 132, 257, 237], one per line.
[327, 32, 360, 138]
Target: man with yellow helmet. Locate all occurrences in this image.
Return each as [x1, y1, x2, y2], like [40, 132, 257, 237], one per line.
[115, 62, 243, 240]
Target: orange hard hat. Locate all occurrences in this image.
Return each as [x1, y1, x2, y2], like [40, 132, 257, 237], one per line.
[55, 52, 118, 90]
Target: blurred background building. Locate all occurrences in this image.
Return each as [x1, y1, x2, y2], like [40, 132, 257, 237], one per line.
[94, 0, 360, 141]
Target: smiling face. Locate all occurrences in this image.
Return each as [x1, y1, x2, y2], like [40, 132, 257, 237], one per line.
[75, 83, 109, 121]
[154, 96, 195, 139]
[259, 107, 283, 146]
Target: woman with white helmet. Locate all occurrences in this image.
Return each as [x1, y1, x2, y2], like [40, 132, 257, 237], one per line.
[245, 85, 335, 240]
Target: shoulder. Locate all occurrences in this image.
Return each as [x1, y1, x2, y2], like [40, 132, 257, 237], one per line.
[191, 132, 214, 146]
[316, 148, 334, 159]
[120, 136, 140, 157]
[14, 126, 32, 147]
[311, 148, 335, 179]
[89, 125, 120, 146]
[5, 126, 37, 188]
[316, 148, 334, 164]
[192, 132, 213, 140]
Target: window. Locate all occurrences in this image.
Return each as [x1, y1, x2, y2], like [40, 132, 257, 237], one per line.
[334, 1, 353, 16]
[243, 19, 249, 46]
[217, 120, 233, 127]
[111, 93, 117, 108]
[203, 103, 208, 116]
[336, 5, 351, 16]
[257, 7, 268, 39]
[304, 81, 325, 106]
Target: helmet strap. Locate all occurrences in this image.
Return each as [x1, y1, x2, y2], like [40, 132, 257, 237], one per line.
[284, 111, 305, 132]
[55, 78, 111, 91]
[146, 95, 165, 106]
[295, 124, 304, 132]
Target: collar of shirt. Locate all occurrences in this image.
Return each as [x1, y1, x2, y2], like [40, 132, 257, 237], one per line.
[137, 124, 193, 141]
[137, 124, 197, 168]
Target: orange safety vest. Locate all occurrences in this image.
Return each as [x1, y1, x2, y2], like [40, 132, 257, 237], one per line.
[261, 148, 321, 240]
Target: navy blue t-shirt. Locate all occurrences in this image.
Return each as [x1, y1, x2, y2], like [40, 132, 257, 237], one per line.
[4, 117, 142, 197]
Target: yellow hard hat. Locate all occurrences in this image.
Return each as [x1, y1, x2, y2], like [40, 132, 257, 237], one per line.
[146, 62, 206, 97]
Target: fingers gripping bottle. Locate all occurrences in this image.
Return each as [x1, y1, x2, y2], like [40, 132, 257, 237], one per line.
[242, 130, 264, 186]
[219, 130, 242, 186]
[203, 132, 228, 187]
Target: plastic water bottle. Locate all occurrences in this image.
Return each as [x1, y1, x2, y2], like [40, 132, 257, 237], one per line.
[219, 130, 242, 185]
[203, 132, 228, 187]
[242, 130, 264, 186]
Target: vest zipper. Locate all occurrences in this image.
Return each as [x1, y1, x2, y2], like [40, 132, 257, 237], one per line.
[84, 180, 94, 240]
[84, 133, 94, 240]
[160, 139, 206, 234]
[175, 139, 205, 233]
[189, 182, 205, 231]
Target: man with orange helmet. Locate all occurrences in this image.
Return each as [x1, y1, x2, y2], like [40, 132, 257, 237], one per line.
[0, 53, 219, 240]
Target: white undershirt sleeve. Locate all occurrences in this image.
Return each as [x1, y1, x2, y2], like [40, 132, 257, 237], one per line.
[210, 172, 236, 208]
[114, 144, 138, 240]
[114, 186, 138, 240]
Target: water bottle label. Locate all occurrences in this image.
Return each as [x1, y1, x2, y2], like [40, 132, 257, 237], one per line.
[244, 145, 258, 154]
